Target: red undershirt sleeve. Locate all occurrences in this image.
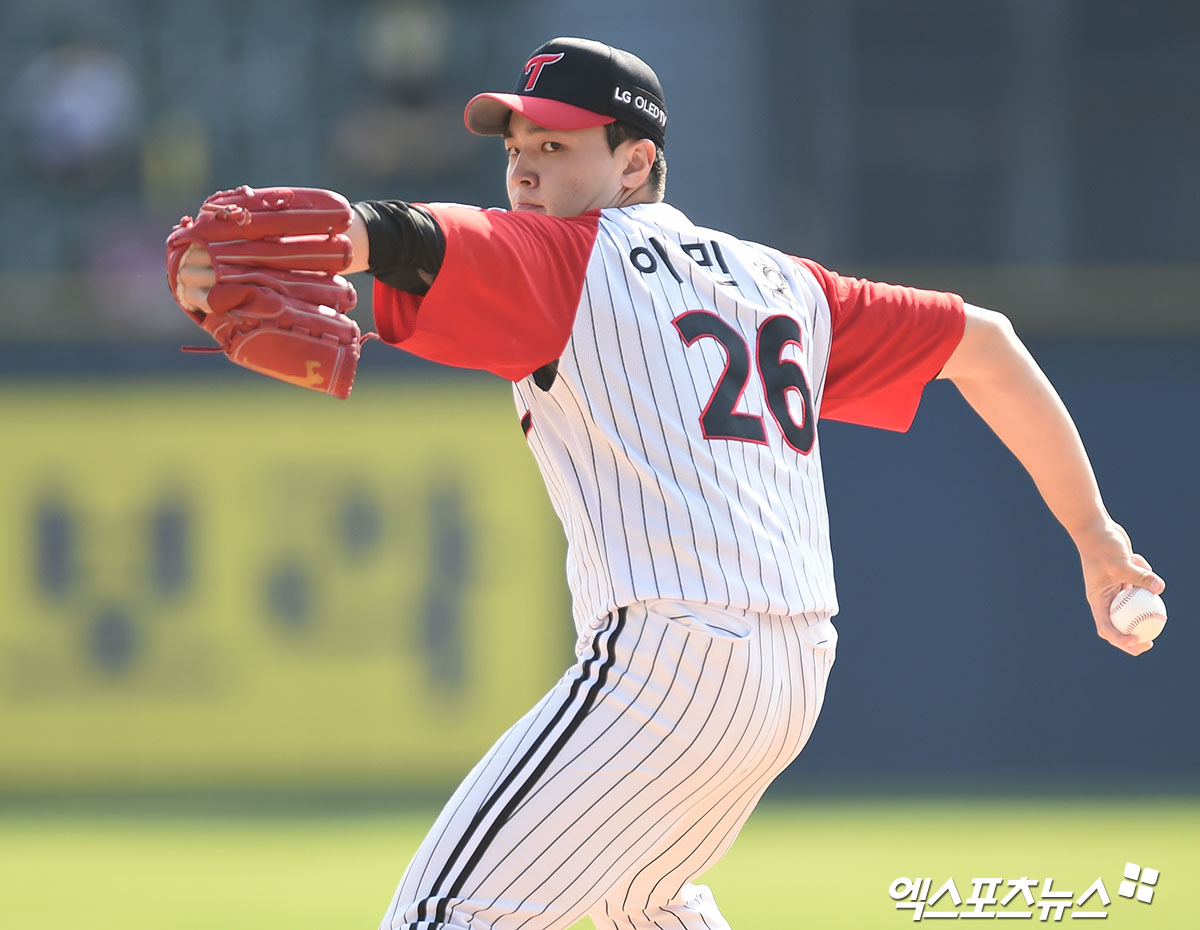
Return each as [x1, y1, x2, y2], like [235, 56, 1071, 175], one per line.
[372, 205, 601, 381]
[795, 258, 966, 432]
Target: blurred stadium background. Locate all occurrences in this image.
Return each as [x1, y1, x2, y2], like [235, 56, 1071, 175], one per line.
[1, 0, 1196, 927]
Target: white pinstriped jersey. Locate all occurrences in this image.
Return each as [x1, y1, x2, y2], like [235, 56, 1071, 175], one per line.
[374, 201, 964, 633]
[516, 204, 841, 630]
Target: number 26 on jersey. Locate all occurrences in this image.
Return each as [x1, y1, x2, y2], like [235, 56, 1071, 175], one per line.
[672, 311, 815, 455]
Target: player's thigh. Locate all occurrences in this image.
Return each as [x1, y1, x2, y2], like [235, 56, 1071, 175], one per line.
[590, 612, 838, 930]
[380, 603, 777, 929]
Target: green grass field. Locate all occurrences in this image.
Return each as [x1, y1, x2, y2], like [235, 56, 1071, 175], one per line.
[2, 797, 1195, 928]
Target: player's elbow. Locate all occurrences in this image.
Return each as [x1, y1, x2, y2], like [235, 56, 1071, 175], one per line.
[938, 303, 1019, 384]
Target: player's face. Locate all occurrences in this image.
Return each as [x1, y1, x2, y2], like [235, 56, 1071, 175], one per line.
[503, 113, 646, 217]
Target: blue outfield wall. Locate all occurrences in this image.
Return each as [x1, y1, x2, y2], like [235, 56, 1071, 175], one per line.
[798, 336, 1198, 789]
[0, 336, 1194, 793]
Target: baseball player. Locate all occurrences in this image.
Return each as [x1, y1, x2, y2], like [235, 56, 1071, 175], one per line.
[170, 37, 1165, 930]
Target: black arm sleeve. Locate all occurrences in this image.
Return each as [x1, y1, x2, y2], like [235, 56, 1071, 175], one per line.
[351, 200, 446, 296]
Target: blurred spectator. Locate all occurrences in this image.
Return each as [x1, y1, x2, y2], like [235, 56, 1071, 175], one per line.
[7, 39, 142, 188]
[331, 0, 477, 180]
[358, 0, 452, 88]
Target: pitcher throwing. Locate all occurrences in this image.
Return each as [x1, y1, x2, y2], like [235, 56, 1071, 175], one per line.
[168, 37, 1164, 930]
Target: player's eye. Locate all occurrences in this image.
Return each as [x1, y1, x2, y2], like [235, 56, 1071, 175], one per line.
[542, 141, 563, 153]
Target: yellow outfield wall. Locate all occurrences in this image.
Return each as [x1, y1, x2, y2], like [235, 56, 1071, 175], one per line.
[0, 379, 571, 792]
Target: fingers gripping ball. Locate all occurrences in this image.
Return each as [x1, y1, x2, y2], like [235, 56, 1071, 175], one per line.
[1109, 587, 1168, 644]
[166, 186, 372, 399]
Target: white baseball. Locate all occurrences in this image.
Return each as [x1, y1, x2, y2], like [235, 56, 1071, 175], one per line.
[1109, 587, 1167, 643]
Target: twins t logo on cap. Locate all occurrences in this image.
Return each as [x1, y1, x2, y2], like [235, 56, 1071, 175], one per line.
[464, 38, 668, 150]
[524, 52, 565, 91]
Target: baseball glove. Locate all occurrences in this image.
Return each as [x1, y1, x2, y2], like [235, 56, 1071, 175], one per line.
[166, 185, 372, 398]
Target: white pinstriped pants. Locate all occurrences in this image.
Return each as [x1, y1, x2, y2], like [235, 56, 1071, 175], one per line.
[380, 599, 837, 930]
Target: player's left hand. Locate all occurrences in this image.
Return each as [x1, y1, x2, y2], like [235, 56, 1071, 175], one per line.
[1076, 519, 1166, 656]
[172, 242, 216, 316]
[166, 185, 372, 399]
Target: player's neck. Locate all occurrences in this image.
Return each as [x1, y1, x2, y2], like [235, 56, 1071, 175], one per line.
[610, 186, 662, 210]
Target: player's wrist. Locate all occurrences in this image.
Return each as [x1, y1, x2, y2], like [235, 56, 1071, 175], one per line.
[345, 207, 372, 274]
[1072, 519, 1134, 574]
[1063, 512, 1120, 550]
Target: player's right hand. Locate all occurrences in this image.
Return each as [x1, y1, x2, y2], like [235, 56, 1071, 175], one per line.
[172, 243, 215, 315]
[1077, 520, 1165, 657]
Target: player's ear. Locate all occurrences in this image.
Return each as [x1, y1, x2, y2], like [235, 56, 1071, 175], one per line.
[618, 138, 656, 192]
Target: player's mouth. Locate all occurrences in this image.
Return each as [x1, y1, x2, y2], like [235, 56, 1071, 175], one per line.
[513, 202, 545, 212]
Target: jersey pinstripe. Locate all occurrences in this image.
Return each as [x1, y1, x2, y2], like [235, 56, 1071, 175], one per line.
[516, 203, 839, 633]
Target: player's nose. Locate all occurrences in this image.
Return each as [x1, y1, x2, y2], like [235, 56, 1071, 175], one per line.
[508, 154, 537, 187]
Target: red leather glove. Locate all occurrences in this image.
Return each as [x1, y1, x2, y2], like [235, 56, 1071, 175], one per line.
[167, 186, 372, 398]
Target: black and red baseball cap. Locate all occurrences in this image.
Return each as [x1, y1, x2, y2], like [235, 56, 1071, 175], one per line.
[464, 37, 667, 149]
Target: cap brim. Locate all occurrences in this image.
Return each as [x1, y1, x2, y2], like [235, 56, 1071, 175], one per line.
[464, 93, 616, 137]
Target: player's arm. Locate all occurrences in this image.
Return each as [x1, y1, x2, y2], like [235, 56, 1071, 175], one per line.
[936, 305, 1165, 656]
[348, 200, 444, 291]
[177, 193, 594, 380]
[366, 204, 599, 380]
[172, 195, 438, 313]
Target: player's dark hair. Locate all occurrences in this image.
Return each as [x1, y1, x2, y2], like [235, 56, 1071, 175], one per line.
[605, 120, 667, 199]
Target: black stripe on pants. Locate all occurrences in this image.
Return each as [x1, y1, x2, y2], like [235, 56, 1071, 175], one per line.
[411, 608, 627, 929]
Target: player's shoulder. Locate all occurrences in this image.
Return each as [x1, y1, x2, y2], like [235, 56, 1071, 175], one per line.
[603, 202, 781, 252]
[598, 200, 691, 235]
[418, 201, 498, 213]
[418, 202, 604, 244]
[424, 201, 596, 223]
[598, 202, 828, 310]
[599, 202, 741, 253]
